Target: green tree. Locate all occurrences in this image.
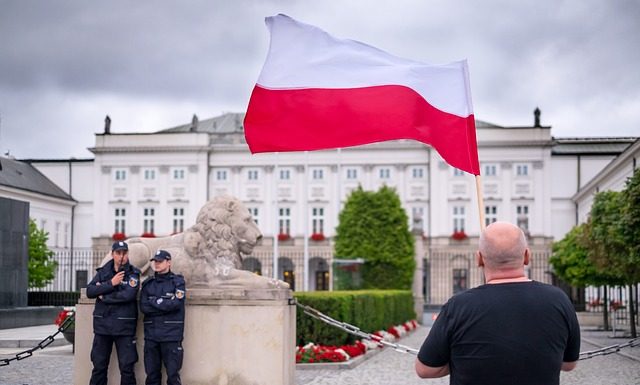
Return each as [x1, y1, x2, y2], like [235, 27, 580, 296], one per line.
[550, 223, 610, 286]
[335, 185, 415, 289]
[550, 221, 623, 330]
[619, 168, 640, 337]
[28, 218, 58, 288]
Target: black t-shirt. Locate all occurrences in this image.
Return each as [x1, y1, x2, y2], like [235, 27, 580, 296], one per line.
[418, 281, 580, 385]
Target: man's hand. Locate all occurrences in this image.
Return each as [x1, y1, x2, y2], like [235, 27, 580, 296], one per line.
[111, 271, 125, 286]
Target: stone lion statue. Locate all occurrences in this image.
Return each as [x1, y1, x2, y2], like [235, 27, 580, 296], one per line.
[100, 195, 289, 289]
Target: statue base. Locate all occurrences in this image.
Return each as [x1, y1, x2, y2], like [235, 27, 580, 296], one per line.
[73, 288, 296, 385]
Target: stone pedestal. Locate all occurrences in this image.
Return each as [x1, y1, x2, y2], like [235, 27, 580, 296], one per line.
[73, 288, 296, 385]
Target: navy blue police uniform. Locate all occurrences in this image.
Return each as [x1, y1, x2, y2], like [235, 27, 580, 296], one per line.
[140, 250, 186, 385]
[86, 241, 141, 385]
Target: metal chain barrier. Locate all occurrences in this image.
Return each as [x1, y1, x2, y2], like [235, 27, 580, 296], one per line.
[295, 300, 639, 360]
[579, 337, 640, 360]
[295, 301, 419, 355]
[0, 314, 75, 368]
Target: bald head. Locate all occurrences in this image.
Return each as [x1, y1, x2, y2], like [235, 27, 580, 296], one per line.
[478, 222, 528, 270]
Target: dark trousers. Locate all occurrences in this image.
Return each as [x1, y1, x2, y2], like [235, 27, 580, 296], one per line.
[89, 334, 138, 385]
[144, 340, 183, 385]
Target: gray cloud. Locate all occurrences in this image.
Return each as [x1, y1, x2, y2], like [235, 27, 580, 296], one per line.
[1, 0, 638, 158]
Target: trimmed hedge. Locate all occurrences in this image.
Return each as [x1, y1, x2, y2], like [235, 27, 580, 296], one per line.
[28, 291, 80, 306]
[294, 290, 415, 346]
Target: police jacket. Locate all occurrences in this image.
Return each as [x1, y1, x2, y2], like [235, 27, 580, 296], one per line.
[86, 259, 141, 336]
[140, 271, 186, 342]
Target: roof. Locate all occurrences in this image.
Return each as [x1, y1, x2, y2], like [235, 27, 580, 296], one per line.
[159, 114, 512, 133]
[0, 157, 75, 202]
[551, 137, 637, 155]
[159, 113, 245, 134]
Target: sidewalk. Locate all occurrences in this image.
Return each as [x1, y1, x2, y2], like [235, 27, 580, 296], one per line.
[0, 324, 69, 349]
[1, 324, 638, 385]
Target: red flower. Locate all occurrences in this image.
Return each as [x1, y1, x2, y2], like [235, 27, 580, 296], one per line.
[141, 232, 156, 238]
[451, 231, 467, 240]
[310, 233, 325, 241]
[54, 309, 74, 327]
[387, 326, 401, 339]
[610, 300, 624, 311]
[112, 232, 126, 241]
[277, 233, 290, 241]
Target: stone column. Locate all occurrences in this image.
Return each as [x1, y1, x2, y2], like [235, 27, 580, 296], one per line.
[73, 287, 296, 385]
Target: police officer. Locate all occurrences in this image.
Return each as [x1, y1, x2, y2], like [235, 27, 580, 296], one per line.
[140, 250, 186, 385]
[87, 240, 141, 385]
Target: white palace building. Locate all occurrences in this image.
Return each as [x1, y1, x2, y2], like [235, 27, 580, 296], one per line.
[8, 109, 639, 305]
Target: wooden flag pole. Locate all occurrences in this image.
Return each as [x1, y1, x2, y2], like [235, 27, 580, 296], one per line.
[476, 175, 486, 231]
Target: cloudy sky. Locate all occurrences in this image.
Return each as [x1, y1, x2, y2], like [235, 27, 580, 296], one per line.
[1, 0, 638, 159]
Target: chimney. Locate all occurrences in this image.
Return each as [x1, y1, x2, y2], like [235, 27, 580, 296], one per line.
[104, 115, 111, 134]
[534, 107, 541, 127]
[190, 114, 199, 132]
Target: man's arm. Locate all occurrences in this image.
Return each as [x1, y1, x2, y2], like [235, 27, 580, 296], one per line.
[415, 358, 450, 378]
[561, 361, 577, 372]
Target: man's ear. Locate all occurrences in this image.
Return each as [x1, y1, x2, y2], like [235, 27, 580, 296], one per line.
[524, 248, 530, 266]
[477, 251, 484, 267]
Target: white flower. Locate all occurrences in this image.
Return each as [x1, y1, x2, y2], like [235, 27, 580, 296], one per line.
[334, 348, 350, 360]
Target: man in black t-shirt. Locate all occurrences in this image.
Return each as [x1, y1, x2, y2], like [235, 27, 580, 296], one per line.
[415, 222, 580, 385]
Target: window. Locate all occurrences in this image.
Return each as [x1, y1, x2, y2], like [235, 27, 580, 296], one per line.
[143, 168, 156, 181]
[453, 206, 465, 232]
[247, 169, 259, 181]
[411, 207, 424, 231]
[412, 167, 424, 179]
[517, 205, 529, 232]
[114, 169, 127, 181]
[516, 164, 529, 176]
[114, 208, 126, 234]
[143, 208, 155, 234]
[312, 168, 324, 180]
[248, 207, 259, 226]
[172, 208, 185, 233]
[453, 268, 468, 294]
[55, 222, 61, 247]
[379, 168, 390, 179]
[311, 207, 324, 234]
[485, 205, 497, 226]
[172, 168, 186, 180]
[453, 168, 465, 177]
[279, 207, 291, 235]
[64, 223, 69, 248]
[484, 164, 497, 176]
[346, 168, 358, 180]
[216, 170, 227, 181]
[279, 169, 290, 180]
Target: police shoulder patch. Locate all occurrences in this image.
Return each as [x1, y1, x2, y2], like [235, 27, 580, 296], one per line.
[175, 289, 185, 299]
[129, 276, 139, 288]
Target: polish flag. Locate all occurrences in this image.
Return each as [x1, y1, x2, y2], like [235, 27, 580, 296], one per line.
[244, 14, 480, 175]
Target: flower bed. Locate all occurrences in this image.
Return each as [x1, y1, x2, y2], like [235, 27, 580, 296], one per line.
[296, 319, 418, 364]
[54, 307, 76, 345]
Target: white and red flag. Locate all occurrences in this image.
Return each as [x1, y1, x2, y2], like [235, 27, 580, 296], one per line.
[244, 14, 480, 175]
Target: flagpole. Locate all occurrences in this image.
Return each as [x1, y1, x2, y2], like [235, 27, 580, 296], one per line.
[303, 151, 310, 291]
[475, 175, 486, 231]
[273, 153, 279, 280]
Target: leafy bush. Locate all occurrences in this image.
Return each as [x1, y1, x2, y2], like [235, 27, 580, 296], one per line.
[294, 290, 415, 346]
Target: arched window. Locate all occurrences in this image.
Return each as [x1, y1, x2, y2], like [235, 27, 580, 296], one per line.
[278, 257, 295, 291]
[310, 257, 329, 291]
